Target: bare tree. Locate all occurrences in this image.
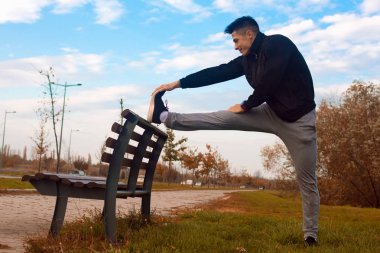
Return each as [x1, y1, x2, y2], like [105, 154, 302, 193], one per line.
[95, 137, 107, 165]
[23, 146, 27, 161]
[162, 128, 187, 183]
[37, 67, 60, 172]
[87, 153, 92, 166]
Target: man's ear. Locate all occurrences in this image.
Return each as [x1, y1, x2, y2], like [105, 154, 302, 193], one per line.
[246, 29, 254, 39]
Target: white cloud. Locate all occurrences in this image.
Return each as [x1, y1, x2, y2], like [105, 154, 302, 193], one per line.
[126, 41, 239, 75]
[202, 32, 228, 44]
[360, 0, 380, 15]
[0, 52, 106, 88]
[69, 85, 141, 106]
[0, 0, 124, 25]
[143, 16, 162, 25]
[155, 0, 213, 22]
[93, 0, 124, 25]
[127, 51, 162, 68]
[60, 47, 80, 54]
[213, 0, 238, 13]
[0, 84, 143, 166]
[154, 43, 238, 73]
[62, 53, 105, 73]
[262, 13, 380, 81]
[0, 0, 51, 24]
[295, 0, 330, 12]
[52, 0, 90, 14]
[315, 83, 351, 97]
[318, 13, 380, 42]
[266, 19, 316, 40]
[213, 0, 330, 16]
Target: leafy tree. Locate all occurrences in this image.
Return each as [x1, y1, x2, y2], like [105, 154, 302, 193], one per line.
[200, 144, 230, 187]
[31, 119, 50, 172]
[215, 152, 231, 186]
[200, 144, 216, 187]
[162, 128, 187, 183]
[180, 146, 202, 186]
[261, 142, 294, 180]
[317, 81, 380, 207]
[261, 81, 380, 207]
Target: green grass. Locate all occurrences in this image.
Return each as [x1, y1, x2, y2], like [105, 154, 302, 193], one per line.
[24, 191, 380, 253]
[0, 170, 27, 177]
[0, 178, 33, 189]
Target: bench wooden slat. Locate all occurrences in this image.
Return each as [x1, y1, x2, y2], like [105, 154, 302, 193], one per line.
[106, 137, 154, 159]
[32, 172, 107, 181]
[101, 152, 149, 170]
[105, 137, 117, 148]
[111, 123, 142, 142]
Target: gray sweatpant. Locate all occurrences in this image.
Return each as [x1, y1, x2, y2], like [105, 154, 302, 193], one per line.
[164, 103, 320, 239]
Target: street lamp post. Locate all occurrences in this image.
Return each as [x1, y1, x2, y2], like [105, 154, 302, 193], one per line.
[1, 110, 16, 168]
[68, 129, 80, 172]
[52, 82, 82, 173]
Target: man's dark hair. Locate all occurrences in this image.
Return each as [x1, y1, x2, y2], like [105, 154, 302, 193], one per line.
[224, 16, 259, 34]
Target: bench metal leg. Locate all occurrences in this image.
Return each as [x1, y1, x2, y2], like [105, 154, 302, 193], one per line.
[104, 196, 117, 242]
[141, 194, 151, 219]
[104, 199, 116, 242]
[49, 193, 68, 236]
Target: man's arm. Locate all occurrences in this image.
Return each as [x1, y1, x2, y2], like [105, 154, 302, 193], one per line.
[152, 56, 245, 113]
[152, 80, 181, 95]
[180, 56, 244, 89]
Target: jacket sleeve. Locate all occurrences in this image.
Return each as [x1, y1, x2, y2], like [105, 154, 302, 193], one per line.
[180, 56, 244, 89]
[242, 36, 294, 110]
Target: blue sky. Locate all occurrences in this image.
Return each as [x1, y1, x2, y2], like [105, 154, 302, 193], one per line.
[0, 0, 379, 176]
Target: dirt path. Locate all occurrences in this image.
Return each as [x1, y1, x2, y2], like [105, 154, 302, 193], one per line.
[0, 190, 236, 252]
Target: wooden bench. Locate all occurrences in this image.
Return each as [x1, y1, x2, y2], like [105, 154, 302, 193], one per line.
[22, 109, 168, 242]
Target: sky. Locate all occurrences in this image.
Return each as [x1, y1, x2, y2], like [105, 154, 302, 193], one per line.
[0, 0, 379, 177]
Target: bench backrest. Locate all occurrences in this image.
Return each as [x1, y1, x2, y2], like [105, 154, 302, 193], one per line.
[101, 109, 167, 195]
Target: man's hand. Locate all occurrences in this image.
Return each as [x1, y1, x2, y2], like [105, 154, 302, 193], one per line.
[228, 104, 245, 113]
[152, 80, 181, 95]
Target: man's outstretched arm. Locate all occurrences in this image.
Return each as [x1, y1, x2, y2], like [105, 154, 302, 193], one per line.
[152, 80, 181, 95]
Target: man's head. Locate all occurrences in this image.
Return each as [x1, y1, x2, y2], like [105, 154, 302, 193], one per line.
[224, 16, 259, 56]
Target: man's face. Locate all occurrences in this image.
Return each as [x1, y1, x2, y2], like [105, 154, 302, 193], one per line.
[231, 29, 255, 56]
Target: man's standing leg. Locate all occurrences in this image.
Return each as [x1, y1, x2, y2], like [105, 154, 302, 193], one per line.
[164, 104, 320, 242]
[276, 109, 320, 243]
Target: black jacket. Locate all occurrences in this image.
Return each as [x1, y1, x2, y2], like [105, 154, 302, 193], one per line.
[179, 32, 316, 122]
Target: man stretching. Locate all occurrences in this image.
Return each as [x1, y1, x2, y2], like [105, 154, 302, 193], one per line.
[147, 16, 319, 246]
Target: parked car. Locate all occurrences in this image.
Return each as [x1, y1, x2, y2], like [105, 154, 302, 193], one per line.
[69, 169, 85, 176]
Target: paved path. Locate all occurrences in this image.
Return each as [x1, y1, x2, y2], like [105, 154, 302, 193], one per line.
[0, 190, 236, 253]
